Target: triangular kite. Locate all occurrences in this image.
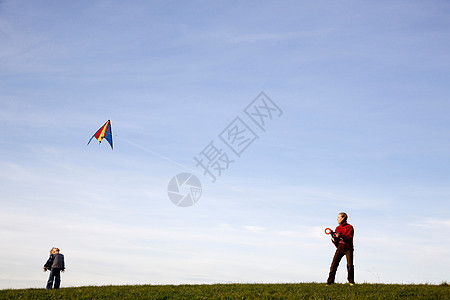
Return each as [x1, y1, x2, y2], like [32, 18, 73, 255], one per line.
[87, 120, 113, 149]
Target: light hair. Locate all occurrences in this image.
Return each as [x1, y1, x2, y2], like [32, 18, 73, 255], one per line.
[50, 247, 60, 254]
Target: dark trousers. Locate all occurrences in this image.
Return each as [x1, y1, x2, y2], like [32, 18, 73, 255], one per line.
[46, 268, 62, 289]
[327, 246, 354, 284]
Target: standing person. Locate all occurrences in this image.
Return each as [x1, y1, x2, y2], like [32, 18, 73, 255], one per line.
[45, 248, 65, 289]
[326, 212, 355, 285]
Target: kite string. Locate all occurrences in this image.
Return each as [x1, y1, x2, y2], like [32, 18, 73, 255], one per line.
[115, 135, 299, 218]
[115, 135, 199, 175]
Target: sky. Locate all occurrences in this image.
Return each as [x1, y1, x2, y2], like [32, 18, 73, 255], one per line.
[1, 0, 449, 289]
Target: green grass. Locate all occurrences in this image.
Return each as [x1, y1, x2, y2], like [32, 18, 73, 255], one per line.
[0, 282, 448, 299]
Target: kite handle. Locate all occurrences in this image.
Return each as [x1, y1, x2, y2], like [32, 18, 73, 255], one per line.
[324, 228, 337, 238]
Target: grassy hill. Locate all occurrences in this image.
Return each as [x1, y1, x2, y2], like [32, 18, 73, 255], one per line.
[0, 282, 448, 299]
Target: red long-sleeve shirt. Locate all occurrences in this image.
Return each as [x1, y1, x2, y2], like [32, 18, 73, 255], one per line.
[334, 222, 354, 249]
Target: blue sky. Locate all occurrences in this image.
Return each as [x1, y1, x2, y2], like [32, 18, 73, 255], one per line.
[1, 0, 449, 288]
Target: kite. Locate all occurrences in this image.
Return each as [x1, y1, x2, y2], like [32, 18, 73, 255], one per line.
[87, 120, 113, 149]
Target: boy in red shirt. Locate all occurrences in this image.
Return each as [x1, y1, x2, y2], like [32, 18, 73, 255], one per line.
[327, 212, 355, 285]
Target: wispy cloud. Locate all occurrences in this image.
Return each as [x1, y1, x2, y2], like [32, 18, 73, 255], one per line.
[408, 218, 450, 229]
[230, 32, 296, 43]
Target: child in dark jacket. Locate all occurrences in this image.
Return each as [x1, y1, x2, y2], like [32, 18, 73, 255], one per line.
[43, 247, 56, 272]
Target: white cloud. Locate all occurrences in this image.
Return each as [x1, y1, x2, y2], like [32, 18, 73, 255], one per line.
[408, 218, 450, 229]
[243, 225, 266, 233]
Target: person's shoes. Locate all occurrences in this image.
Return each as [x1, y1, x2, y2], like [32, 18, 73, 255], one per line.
[326, 283, 333, 286]
[348, 282, 355, 286]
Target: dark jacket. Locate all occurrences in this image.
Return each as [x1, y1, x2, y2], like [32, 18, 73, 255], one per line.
[51, 253, 65, 270]
[43, 254, 55, 270]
